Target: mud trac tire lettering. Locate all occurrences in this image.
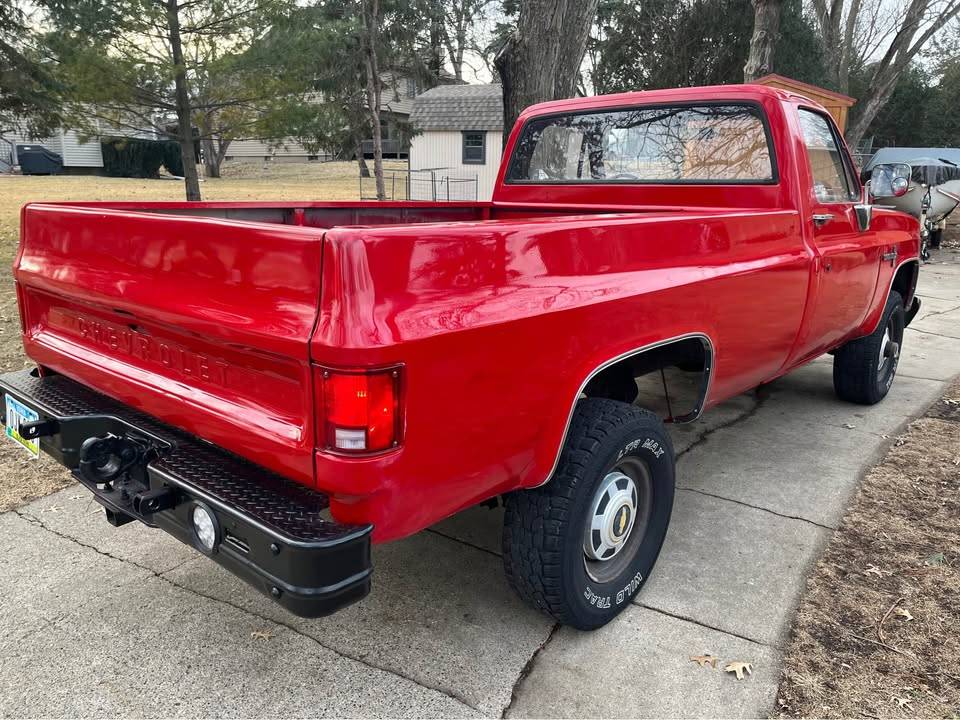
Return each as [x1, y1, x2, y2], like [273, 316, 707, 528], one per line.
[502, 398, 675, 630]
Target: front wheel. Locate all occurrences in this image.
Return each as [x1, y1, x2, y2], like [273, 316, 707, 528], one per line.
[833, 290, 904, 405]
[502, 398, 675, 630]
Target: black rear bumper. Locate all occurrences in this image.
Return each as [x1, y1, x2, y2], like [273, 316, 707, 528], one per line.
[0, 369, 372, 618]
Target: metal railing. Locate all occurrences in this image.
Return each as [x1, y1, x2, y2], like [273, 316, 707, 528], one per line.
[360, 168, 478, 201]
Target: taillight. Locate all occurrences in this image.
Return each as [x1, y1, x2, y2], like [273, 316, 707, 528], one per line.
[318, 366, 402, 454]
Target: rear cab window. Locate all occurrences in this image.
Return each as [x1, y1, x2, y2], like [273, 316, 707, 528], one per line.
[797, 108, 860, 203]
[505, 103, 777, 185]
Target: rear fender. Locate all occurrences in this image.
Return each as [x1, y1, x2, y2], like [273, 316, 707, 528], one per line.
[534, 332, 714, 488]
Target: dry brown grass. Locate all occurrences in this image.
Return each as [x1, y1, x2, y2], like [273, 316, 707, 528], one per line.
[776, 380, 960, 719]
[0, 160, 397, 510]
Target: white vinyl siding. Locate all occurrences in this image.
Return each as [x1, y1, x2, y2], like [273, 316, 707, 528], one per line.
[226, 138, 331, 160]
[4, 122, 116, 168]
[59, 129, 103, 167]
[409, 130, 503, 200]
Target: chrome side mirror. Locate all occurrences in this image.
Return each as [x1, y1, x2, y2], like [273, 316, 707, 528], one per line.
[869, 162, 912, 199]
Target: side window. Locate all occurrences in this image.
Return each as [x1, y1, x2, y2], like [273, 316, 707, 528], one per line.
[462, 131, 486, 165]
[798, 109, 858, 203]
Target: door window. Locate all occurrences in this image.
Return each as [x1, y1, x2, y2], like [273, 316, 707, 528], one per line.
[798, 109, 858, 203]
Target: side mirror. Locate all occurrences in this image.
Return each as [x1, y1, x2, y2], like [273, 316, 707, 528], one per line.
[869, 162, 912, 199]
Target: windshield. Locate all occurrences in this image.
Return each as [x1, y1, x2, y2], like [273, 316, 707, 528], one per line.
[505, 103, 776, 184]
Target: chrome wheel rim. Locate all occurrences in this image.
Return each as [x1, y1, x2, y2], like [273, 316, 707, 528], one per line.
[583, 457, 652, 583]
[877, 320, 900, 381]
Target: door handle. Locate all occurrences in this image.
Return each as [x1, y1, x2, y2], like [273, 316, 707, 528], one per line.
[812, 213, 834, 227]
[882, 248, 898, 265]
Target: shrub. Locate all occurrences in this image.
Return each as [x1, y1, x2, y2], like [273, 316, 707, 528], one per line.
[100, 137, 182, 178]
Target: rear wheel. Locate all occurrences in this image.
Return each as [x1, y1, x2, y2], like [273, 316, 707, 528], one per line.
[833, 290, 904, 405]
[502, 398, 675, 629]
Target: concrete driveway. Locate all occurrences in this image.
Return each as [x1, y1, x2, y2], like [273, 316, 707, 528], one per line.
[3, 251, 960, 718]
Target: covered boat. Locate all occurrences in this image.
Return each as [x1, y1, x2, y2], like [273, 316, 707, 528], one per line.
[864, 147, 960, 223]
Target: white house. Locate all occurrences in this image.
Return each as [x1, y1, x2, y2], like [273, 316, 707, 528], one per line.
[2, 126, 123, 172]
[1, 113, 161, 173]
[409, 84, 503, 200]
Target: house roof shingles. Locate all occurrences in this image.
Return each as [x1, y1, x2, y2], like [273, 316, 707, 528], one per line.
[411, 84, 504, 132]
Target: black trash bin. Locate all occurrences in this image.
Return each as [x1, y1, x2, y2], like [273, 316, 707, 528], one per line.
[16, 145, 64, 175]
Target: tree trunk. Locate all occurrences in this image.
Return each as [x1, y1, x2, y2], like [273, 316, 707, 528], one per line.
[201, 135, 230, 179]
[844, 70, 901, 150]
[362, 0, 385, 201]
[201, 136, 219, 178]
[428, 0, 445, 78]
[354, 136, 371, 177]
[494, 0, 600, 148]
[165, 0, 201, 201]
[743, 0, 782, 82]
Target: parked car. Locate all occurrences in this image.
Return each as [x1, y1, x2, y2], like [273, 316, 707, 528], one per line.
[2, 85, 920, 630]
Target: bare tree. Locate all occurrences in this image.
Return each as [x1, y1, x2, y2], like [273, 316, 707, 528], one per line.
[494, 0, 600, 144]
[813, 0, 960, 147]
[744, 0, 783, 81]
[440, 0, 492, 82]
[361, 0, 386, 200]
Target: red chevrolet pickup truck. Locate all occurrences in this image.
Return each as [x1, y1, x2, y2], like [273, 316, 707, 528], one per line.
[3, 85, 920, 629]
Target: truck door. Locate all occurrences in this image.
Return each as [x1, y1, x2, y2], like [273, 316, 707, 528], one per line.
[794, 107, 883, 356]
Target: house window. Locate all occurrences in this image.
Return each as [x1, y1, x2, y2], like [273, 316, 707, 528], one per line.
[462, 131, 486, 164]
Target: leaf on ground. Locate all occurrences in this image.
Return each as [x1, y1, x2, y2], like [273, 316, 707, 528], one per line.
[250, 629, 275, 641]
[864, 564, 891, 577]
[689, 654, 718, 668]
[724, 661, 753, 680]
[925, 552, 945, 567]
[894, 607, 914, 621]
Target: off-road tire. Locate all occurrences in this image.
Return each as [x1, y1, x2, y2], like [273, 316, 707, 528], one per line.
[502, 398, 675, 630]
[833, 290, 904, 405]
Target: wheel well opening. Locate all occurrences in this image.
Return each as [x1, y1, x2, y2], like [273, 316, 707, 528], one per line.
[892, 262, 918, 307]
[582, 337, 711, 423]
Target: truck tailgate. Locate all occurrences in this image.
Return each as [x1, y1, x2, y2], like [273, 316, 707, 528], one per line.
[14, 204, 325, 485]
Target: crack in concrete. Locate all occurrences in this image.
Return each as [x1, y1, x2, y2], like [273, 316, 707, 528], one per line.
[898, 372, 949, 382]
[501, 622, 559, 719]
[907, 326, 960, 341]
[13, 510, 482, 715]
[915, 303, 960, 323]
[676, 390, 767, 460]
[425, 527, 502, 558]
[675, 487, 836, 531]
[915, 293, 960, 302]
[633, 603, 779, 649]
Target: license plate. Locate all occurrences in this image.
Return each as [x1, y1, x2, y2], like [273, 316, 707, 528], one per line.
[5, 394, 40, 459]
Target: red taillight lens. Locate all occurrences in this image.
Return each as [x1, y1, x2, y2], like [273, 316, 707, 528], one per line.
[319, 367, 401, 454]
